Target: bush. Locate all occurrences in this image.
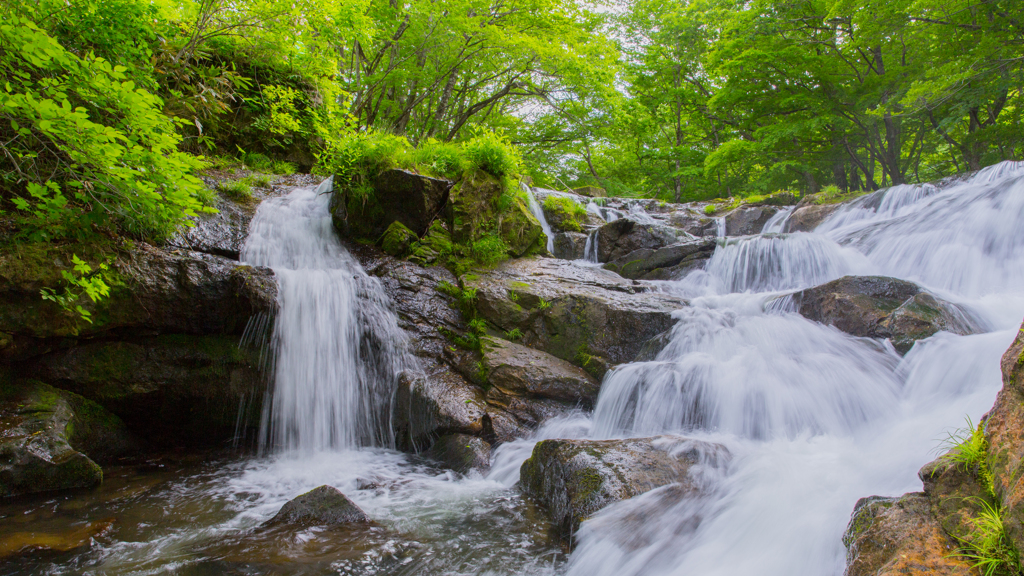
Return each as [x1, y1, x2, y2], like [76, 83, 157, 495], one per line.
[461, 132, 522, 180]
[411, 139, 465, 180]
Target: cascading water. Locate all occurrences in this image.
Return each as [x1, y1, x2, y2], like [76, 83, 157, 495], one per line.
[490, 160, 1024, 576]
[523, 183, 556, 254]
[241, 180, 412, 452]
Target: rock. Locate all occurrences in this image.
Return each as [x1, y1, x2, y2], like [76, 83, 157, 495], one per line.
[722, 205, 781, 236]
[542, 196, 588, 233]
[427, 434, 491, 473]
[783, 203, 840, 232]
[380, 221, 418, 257]
[481, 336, 600, 410]
[519, 436, 728, 539]
[982, 320, 1024, 552]
[21, 336, 264, 448]
[573, 186, 606, 198]
[0, 380, 136, 497]
[169, 192, 256, 260]
[791, 276, 981, 354]
[552, 232, 589, 260]
[0, 518, 115, 558]
[392, 371, 497, 450]
[464, 258, 687, 378]
[918, 457, 992, 542]
[842, 493, 977, 576]
[266, 485, 370, 527]
[451, 170, 545, 257]
[602, 239, 717, 280]
[666, 211, 718, 237]
[330, 168, 452, 240]
[594, 219, 682, 263]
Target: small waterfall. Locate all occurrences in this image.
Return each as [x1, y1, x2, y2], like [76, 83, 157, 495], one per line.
[583, 229, 600, 263]
[715, 216, 726, 238]
[241, 181, 412, 453]
[522, 183, 555, 253]
[761, 206, 793, 233]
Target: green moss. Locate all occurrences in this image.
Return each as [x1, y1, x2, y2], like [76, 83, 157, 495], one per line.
[809, 185, 869, 205]
[380, 221, 418, 257]
[543, 196, 588, 232]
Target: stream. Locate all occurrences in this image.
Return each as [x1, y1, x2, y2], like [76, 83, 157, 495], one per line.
[4, 162, 1024, 575]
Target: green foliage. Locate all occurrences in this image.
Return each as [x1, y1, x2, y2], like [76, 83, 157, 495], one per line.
[39, 254, 111, 324]
[537, 298, 551, 310]
[942, 417, 993, 493]
[470, 235, 510, 267]
[411, 140, 465, 180]
[461, 132, 522, 180]
[217, 179, 253, 201]
[504, 328, 523, 341]
[957, 500, 1022, 576]
[543, 196, 588, 232]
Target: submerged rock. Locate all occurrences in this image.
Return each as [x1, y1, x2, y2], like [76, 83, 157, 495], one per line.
[465, 258, 687, 378]
[427, 433, 491, 474]
[0, 517, 115, 558]
[602, 238, 717, 280]
[266, 485, 370, 527]
[0, 380, 136, 497]
[791, 276, 981, 354]
[518, 436, 728, 539]
[842, 493, 976, 576]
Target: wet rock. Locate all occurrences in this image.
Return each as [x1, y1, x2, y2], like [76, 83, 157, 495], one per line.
[0, 518, 115, 558]
[169, 193, 257, 260]
[482, 336, 600, 407]
[380, 221, 418, 257]
[330, 169, 452, 240]
[22, 336, 264, 448]
[464, 258, 687, 378]
[450, 171, 544, 257]
[792, 276, 980, 354]
[783, 203, 840, 232]
[842, 493, 976, 576]
[666, 210, 718, 237]
[552, 232, 588, 260]
[0, 381, 134, 497]
[392, 371, 496, 450]
[519, 436, 728, 539]
[594, 219, 682, 263]
[722, 205, 781, 236]
[266, 485, 370, 527]
[919, 457, 992, 542]
[602, 239, 717, 280]
[982, 320, 1024, 552]
[427, 434, 491, 474]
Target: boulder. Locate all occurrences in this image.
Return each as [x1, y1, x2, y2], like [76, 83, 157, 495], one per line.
[519, 436, 728, 539]
[542, 196, 588, 233]
[392, 371, 498, 451]
[427, 433, 491, 474]
[842, 494, 977, 576]
[791, 276, 981, 354]
[451, 170, 545, 257]
[265, 485, 370, 527]
[982, 320, 1024, 552]
[783, 203, 840, 232]
[573, 186, 606, 198]
[602, 239, 717, 280]
[594, 219, 682, 263]
[0, 380, 136, 497]
[380, 221, 418, 258]
[552, 232, 589, 260]
[722, 205, 781, 236]
[464, 258, 688, 378]
[666, 211, 718, 237]
[330, 168, 452, 240]
[482, 336, 600, 406]
[918, 456, 992, 543]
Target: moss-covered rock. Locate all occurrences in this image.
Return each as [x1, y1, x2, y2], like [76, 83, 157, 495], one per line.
[265, 485, 370, 527]
[790, 276, 982, 354]
[481, 336, 600, 408]
[0, 380, 136, 497]
[842, 493, 977, 576]
[330, 168, 452, 240]
[427, 433, 491, 474]
[519, 436, 728, 541]
[451, 170, 544, 259]
[542, 196, 588, 233]
[380, 221, 418, 258]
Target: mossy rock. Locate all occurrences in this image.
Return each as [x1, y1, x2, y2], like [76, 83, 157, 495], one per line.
[380, 221, 418, 258]
[427, 433, 491, 474]
[542, 196, 588, 233]
[450, 170, 544, 260]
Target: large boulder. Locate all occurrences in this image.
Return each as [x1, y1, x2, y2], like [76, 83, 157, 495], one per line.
[482, 336, 600, 406]
[265, 485, 370, 527]
[722, 205, 781, 236]
[0, 380, 136, 497]
[519, 436, 728, 539]
[842, 494, 977, 576]
[594, 219, 682, 263]
[464, 258, 688, 378]
[602, 239, 717, 280]
[552, 232, 589, 260]
[790, 276, 981, 354]
[784, 203, 841, 232]
[330, 169, 452, 240]
[450, 170, 545, 257]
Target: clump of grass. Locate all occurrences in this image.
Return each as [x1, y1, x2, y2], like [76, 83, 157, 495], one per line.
[271, 160, 297, 175]
[241, 151, 274, 171]
[504, 328, 523, 341]
[217, 178, 253, 201]
[957, 500, 1022, 576]
[941, 417, 990, 484]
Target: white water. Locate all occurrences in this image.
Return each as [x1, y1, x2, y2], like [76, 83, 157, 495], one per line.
[539, 160, 1024, 576]
[523, 184, 557, 254]
[241, 181, 413, 452]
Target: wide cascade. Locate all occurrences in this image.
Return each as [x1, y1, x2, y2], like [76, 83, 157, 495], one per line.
[543, 161, 1024, 576]
[241, 181, 411, 452]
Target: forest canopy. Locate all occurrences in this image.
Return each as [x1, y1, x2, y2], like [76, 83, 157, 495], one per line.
[1, 0, 1021, 245]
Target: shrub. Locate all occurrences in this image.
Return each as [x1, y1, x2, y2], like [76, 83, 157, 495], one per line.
[411, 139, 465, 180]
[461, 132, 522, 179]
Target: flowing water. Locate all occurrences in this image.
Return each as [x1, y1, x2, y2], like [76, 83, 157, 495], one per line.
[7, 162, 1024, 575]
[523, 185, 556, 254]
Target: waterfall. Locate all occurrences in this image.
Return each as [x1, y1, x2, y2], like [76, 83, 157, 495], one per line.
[522, 183, 556, 254]
[715, 216, 726, 237]
[241, 180, 412, 453]
[513, 161, 1024, 576]
[583, 229, 600, 263]
[761, 206, 793, 233]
